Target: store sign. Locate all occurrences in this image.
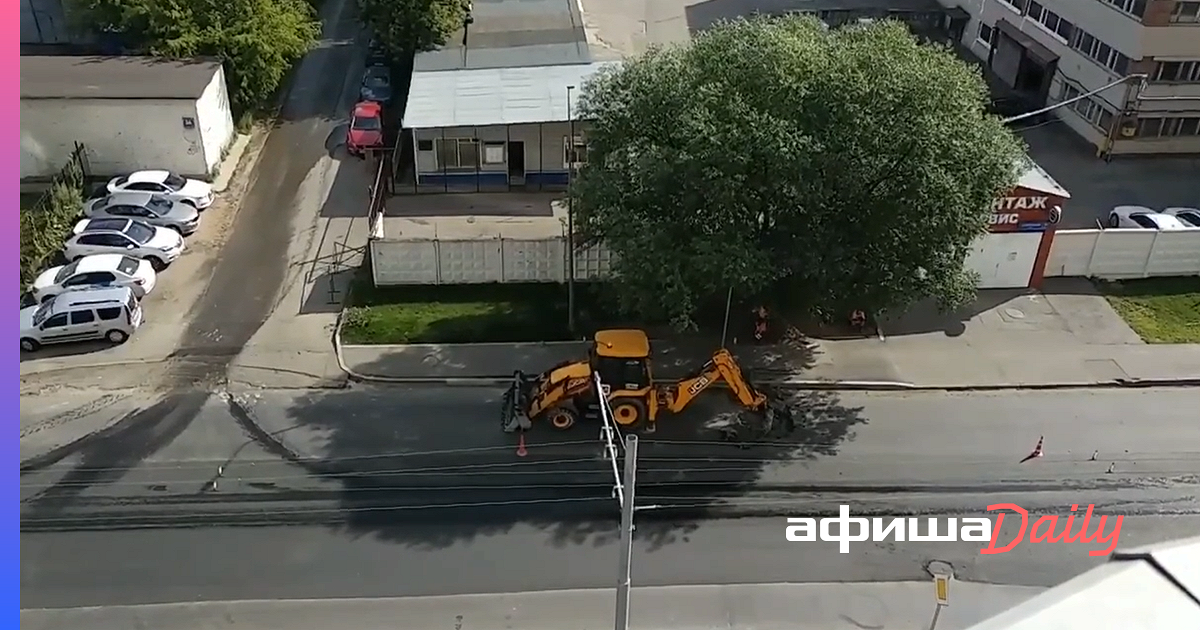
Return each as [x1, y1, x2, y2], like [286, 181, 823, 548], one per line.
[993, 196, 1049, 211]
[989, 194, 1058, 233]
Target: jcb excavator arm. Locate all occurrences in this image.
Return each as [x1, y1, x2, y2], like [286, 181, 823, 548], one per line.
[660, 349, 771, 414]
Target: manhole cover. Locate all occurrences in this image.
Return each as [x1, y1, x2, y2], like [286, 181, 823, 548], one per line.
[1003, 308, 1025, 320]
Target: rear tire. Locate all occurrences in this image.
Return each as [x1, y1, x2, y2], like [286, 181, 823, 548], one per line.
[106, 330, 129, 344]
[1108, 214, 1120, 228]
[21, 338, 39, 352]
[610, 397, 647, 429]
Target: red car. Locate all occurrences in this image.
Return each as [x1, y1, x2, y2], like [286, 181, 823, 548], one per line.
[347, 101, 383, 157]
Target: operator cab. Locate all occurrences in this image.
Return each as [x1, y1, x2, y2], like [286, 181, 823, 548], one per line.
[589, 329, 652, 391]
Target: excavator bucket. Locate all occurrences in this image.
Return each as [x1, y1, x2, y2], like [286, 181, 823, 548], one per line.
[500, 370, 535, 433]
[743, 383, 796, 439]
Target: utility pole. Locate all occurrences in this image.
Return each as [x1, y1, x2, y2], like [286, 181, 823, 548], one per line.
[566, 84, 578, 334]
[614, 433, 638, 630]
[719, 286, 734, 348]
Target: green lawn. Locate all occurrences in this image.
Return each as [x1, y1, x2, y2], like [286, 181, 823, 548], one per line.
[1099, 278, 1200, 344]
[340, 265, 625, 344]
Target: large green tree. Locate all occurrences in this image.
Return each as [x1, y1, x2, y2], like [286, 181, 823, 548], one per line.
[358, 0, 470, 61]
[572, 16, 1026, 329]
[68, 0, 319, 115]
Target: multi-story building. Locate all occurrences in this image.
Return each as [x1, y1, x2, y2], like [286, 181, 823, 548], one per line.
[946, 0, 1200, 155]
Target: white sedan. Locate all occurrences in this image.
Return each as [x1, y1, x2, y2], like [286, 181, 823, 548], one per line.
[1163, 207, 1200, 228]
[28, 253, 157, 303]
[64, 217, 185, 271]
[1107, 205, 1188, 230]
[106, 170, 214, 209]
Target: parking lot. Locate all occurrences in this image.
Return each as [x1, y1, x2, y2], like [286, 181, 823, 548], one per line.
[1018, 122, 1200, 229]
[19, 142, 263, 390]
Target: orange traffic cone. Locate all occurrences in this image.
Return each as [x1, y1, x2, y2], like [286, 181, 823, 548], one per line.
[516, 432, 528, 458]
[1019, 436, 1044, 464]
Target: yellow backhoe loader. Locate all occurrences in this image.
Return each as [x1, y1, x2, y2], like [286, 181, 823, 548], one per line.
[500, 329, 791, 435]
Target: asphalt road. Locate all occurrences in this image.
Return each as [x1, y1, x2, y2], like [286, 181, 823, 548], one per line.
[166, 0, 362, 381]
[19, 387, 1200, 609]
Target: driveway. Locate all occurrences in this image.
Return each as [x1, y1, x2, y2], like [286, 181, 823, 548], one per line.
[1019, 122, 1200, 229]
[20, 0, 366, 393]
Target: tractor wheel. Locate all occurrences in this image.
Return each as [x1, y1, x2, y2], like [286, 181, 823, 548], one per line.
[610, 398, 647, 429]
[547, 406, 578, 430]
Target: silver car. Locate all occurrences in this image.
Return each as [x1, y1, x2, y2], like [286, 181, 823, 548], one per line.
[83, 192, 200, 235]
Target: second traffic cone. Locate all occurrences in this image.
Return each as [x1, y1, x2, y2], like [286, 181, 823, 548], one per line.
[516, 432, 528, 457]
[1019, 436, 1044, 464]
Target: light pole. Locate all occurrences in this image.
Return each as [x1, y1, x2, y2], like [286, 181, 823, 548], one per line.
[566, 84, 577, 334]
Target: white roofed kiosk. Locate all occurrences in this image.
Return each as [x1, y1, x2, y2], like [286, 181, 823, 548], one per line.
[966, 157, 1071, 289]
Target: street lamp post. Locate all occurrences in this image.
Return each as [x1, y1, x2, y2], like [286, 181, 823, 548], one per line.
[566, 84, 577, 334]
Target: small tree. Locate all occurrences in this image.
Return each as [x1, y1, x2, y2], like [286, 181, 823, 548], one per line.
[572, 16, 1026, 329]
[67, 0, 319, 115]
[358, 0, 470, 61]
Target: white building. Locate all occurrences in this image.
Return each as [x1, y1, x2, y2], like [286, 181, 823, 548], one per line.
[404, 62, 613, 192]
[945, 0, 1200, 155]
[20, 56, 236, 181]
[398, 0, 623, 193]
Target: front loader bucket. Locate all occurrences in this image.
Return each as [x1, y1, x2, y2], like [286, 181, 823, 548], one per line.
[500, 370, 534, 433]
[743, 383, 795, 439]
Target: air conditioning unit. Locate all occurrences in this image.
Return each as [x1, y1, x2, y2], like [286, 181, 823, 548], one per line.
[1119, 123, 1137, 138]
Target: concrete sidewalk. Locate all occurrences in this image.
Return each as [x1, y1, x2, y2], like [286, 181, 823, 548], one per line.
[340, 281, 1200, 388]
[20, 581, 1045, 630]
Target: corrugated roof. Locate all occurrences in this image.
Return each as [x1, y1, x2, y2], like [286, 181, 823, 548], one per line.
[1015, 155, 1071, 199]
[403, 62, 618, 129]
[413, 0, 591, 72]
[21, 56, 221, 100]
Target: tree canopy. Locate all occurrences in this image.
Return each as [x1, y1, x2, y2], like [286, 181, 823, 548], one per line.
[68, 0, 320, 116]
[572, 16, 1026, 329]
[358, 0, 470, 61]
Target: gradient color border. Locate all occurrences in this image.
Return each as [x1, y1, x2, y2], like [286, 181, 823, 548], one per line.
[10, 6, 21, 617]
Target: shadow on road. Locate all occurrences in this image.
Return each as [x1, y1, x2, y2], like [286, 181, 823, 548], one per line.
[278, 382, 866, 552]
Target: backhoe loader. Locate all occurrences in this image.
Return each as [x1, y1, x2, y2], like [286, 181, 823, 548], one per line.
[500, 329, 790, 436]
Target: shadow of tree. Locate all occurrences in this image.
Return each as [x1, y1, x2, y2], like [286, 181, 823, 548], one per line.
[276, 377, 865, 553]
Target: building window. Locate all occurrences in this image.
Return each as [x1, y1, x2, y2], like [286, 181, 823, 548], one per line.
[1026, 2, 1074, 41]
[1099, 0, 1147, 19]
[1135, 117, 1200, 138]
[564, 136, 588, 168]
[1058, 82, 1116, 131]
[1069, 29, 1130, 75]
[977, 22, 995, 45]
[998, 0, 1028, 13]
[1154, 61, 1200, 83]
[434, 138, 479, 170]
[1171, 2, 1200, 23]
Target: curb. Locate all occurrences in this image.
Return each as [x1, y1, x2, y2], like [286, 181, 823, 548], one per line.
[331, 312, 1200, 392]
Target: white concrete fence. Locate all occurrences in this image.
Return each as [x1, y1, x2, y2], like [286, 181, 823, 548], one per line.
[1044, 229, 1200, 280]
[369, 229, 1200, 286]
[370, 236, 613, 285]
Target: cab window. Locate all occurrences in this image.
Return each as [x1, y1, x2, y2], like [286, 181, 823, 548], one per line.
[70, 310, 96, 325]
[97, 307, 123, 321]
[42, 313, 68, 329]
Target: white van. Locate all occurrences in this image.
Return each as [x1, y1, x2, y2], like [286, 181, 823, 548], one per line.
[19, 286, 144, 352]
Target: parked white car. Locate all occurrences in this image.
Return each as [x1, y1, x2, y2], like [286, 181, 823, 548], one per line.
[65, 218, 184, 271]
[1163, 207, 1200, 228]
[1108, 205, 1188, 230]
[84, 191, 200, 235]
[106, 170, 214, 209]
[20, 286, 144, 352]
[28, 254, 157, 303]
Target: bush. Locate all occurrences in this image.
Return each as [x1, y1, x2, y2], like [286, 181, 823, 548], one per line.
[20, 182, 85, 289]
